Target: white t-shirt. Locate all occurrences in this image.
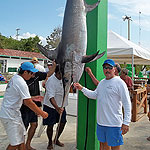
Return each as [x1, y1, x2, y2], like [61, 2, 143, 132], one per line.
[35, 63, 46, 72]
[82, 76, 131, 127]
[43, 74, 68, 109]
[0, 74, 31, 121]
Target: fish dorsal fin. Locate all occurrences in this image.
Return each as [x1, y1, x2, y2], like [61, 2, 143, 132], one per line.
[84, 0, 101, 13]
[37, 43, 58, 60]
[81, 51, 105, 63]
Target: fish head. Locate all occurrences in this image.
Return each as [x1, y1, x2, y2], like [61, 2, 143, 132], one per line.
[62, 60, 84, 96]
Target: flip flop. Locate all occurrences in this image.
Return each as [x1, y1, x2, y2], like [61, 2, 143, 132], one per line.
[26, 146, 36, 150]
[147, 136, 150, 141]
[55, 140, 64, 147]
[47, 145, 53, 150]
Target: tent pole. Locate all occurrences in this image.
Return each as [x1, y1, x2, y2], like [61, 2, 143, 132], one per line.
[132, 54, 134, 90]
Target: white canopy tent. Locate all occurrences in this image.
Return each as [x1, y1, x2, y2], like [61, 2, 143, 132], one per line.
[107, 31, 150, 65]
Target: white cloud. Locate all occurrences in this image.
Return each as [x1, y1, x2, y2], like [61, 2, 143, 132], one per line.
[57, 6, 65, 18]
[110, 0, 150, 15]
[108, 14, 117, 20]
[22, 32, 36, 38]
[39, 36, 47, 46]
[12, 32, 47, 46]
[109, 0, 150, 32]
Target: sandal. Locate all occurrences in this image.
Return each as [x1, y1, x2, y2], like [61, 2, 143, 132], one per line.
[54, 140, 64, 147]
[47, 145, 53, 150]
[147, 112, 150, 121]
[147, 136, 150, 141]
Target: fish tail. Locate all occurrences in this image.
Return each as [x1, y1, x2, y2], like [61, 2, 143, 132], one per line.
[84, 0, 101, 13]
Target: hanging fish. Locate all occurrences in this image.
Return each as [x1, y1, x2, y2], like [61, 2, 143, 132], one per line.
[37, 0, 105, 98]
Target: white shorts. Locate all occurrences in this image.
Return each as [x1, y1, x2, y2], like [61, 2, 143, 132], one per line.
[0, 118, 26, 146]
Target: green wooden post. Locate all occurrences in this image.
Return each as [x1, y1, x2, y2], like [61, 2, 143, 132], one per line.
[77, 0, 107, 150]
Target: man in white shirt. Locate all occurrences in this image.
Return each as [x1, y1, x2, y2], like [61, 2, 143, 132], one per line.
[45, 62, 53, 73]
[0, 62, 48, 150]
[43, 65, 68, 150]
[74, 59, 131, 150]
[85, 63, 121, 86]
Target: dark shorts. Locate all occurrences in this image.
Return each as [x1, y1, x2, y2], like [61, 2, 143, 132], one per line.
[21, 110, 38, 129]
[43, 105, 67, 125]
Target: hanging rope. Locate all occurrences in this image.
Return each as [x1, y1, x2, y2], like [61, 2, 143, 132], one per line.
[83, 68, 90, 150]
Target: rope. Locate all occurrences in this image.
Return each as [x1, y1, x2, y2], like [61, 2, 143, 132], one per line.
[84, 68, 90, 150]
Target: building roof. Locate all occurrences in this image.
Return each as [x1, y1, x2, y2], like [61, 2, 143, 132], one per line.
[0, 49, 47, 60]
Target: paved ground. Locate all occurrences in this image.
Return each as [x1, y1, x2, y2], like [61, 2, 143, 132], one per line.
[1, 96, 150, 150]
[121, 115, 150, 150]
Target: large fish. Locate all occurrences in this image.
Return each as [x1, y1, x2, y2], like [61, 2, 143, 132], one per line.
[37, 0, 105, 98]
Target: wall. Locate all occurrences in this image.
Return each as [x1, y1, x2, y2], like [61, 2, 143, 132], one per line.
[0, 57, 45, 73]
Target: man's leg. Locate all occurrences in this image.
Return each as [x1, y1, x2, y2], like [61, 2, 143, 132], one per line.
[6, 143, 26, 150]
[46, 125, 54, 149]
[6, 144, 17, 150]
[54, 122, 66, 147]
[100, 142, 111, 150]
[26, 122, 38, 150]
[111, 146, 120, 150]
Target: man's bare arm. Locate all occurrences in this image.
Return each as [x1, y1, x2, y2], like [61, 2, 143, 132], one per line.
[85, 67, 99, 86]
[24, 99, 48, 119]
[50, 97, 64, 114]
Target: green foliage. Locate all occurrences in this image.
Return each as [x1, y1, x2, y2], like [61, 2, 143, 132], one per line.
[45, 26, 62, 49]
[146, 65, 150, 71]
[19, 36, 41, 52]
[120, 64, 126, 68]
[0, 34, 41, 52]
[135, 65, 143, 75]
[120, 64, 150, 76]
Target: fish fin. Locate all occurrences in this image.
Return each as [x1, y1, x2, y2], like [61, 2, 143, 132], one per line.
[37, 43, 58, 60]
[84, 0, 101, 12]
[89, 51, 105, 63]
[81, 51, 105, 63]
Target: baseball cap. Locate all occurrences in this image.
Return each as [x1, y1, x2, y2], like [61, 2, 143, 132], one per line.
[103, 59, 115, 67]
[32, 57, 38, 62]
[21, 62, 39, 72]
[47, 62, 52, 66]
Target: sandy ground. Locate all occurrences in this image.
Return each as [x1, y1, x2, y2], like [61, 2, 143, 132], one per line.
[1, 96, 150, 150]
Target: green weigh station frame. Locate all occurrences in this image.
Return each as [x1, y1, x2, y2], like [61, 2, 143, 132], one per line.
[77, 0, 107, 149]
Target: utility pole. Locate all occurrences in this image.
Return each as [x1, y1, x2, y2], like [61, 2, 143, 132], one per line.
[16, 28, 20, 40]
[122, 15, 132, 40]
[139, 11, 141, 46]
[122, 15, 134, 86]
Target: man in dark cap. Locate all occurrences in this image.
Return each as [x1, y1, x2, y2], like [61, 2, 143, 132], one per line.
[74, 59, 131, 150]
[85, 62, 121, 86]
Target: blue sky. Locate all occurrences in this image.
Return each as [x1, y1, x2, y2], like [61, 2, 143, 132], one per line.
[1, 0, 150, 49]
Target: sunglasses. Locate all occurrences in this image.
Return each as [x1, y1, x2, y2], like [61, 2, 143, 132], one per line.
[103, 66, 113, 70]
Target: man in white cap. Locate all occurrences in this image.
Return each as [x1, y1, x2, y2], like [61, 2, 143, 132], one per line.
[31, 57, 45, 72]
[0, 62, 48, 150]
[74, 59, 131, 150]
